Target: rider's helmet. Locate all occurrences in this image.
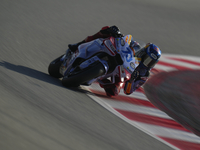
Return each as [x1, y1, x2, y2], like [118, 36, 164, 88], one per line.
[135, 43, 161, 68]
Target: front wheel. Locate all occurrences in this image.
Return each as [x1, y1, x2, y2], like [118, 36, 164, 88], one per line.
[48, 55, 64, 78]
[62, 62, 106, 87]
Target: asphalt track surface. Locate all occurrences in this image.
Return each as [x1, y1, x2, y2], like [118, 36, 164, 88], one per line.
[1, 0, 200, 150]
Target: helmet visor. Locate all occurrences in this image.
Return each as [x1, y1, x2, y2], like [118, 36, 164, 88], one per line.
[143, 55, 158, 68]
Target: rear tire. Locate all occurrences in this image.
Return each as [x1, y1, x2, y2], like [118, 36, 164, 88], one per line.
[48, 55, 64, 78]
[62, 62, 105, 87]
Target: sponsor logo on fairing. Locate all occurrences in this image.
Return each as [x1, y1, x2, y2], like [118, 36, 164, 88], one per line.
[122, 48, 133, 62]
[126, 67, 132, 73]
[130, 62, 135, 69]
[110, 44, 116, 52]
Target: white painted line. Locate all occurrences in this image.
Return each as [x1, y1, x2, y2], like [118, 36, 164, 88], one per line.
[84, 89, 180, 150]
[132, 122, 200, 144]
[154, 64, 176, 71]
[101, 99, 172, 119]
[162, 54, 200, 63]
[159, 57, 200, 69]
[118, 90, 149, 101]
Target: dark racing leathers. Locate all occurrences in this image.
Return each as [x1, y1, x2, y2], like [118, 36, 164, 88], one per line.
[69, 26, 150, 97]
[124, 63, 150, 95]
[68, 26, 111, 52]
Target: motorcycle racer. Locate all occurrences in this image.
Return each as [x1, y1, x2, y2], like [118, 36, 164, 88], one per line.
[68, 26, 161, 96]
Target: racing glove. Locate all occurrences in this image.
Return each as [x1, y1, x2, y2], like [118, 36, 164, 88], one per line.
[124, 71, 149, 95]
[130, 70, 139, 82]
[100, 25, 122, 37]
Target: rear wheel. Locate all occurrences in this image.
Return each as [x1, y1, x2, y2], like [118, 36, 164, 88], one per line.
[62, 62, 105, 87]
[48, 55, 64, 78]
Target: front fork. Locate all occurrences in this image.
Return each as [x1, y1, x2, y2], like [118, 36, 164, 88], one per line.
[61, 54, 109, 81]
[59, 49, 73, 75]
[79, 55, 109, 74]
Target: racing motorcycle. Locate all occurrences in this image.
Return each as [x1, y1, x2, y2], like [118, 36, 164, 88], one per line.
[48, 35, 142, 87]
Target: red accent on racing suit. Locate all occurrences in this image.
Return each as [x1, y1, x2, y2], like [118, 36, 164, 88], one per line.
[84, 26, 110, 42]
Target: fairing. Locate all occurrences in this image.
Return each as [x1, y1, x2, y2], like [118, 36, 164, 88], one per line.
[61, 35, 141, 86]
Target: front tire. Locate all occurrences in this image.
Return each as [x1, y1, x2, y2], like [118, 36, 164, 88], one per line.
[62, 62, 105, 87]
[48, 55, 64, 78]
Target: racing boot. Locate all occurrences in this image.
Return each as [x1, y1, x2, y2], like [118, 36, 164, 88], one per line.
[99, 77, 121, 97]
[68, 40, 85, 52]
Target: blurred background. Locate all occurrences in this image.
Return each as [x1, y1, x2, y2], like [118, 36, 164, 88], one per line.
[1, 0, 200, 150]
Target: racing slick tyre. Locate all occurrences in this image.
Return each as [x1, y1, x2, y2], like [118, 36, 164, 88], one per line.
[48, 55, 64, 78]
[62, 62, 106, 87]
